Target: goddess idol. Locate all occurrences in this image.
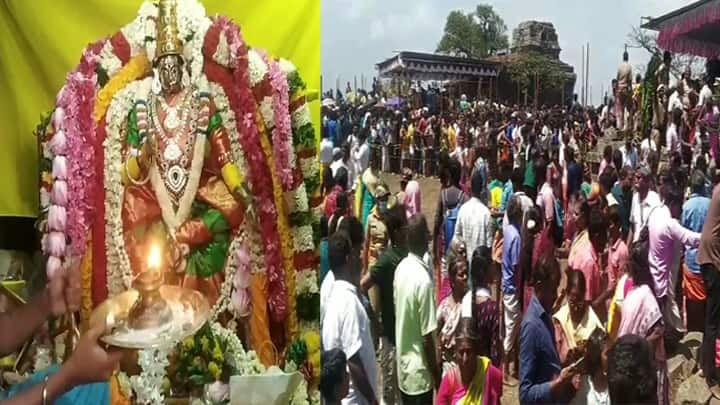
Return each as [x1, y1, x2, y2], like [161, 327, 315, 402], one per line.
[35, 0, 320, 402]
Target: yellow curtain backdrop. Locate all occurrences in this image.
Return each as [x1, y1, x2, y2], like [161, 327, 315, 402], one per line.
[0, 0, 319, 217]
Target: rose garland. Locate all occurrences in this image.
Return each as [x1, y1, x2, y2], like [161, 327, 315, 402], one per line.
[202, 16, 286, 323]
[257, 50, 293, 191]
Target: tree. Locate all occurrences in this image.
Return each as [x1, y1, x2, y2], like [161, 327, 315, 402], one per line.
[627, 25, 704, 80]
[505, 52, 570, 97]
[436, 4, 508, 58]
[474, 5, 509, 54]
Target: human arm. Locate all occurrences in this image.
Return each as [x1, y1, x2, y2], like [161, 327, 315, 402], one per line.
[359, 272, 375, 294]
[668, 219, 701, 248]
[435, 304, 445, 371]
[0, 326, 123, 405]
[485, 211, 495, 248]
[347, 354, 378, 404]
[0, 261, 81, 356]
[433, 191, 444, 243]
[419, 281, 441, 389]
[519, 321, 576, 403]
[0, 290, 53, 356]
[519, 322, 553, 403]
[553, 319, 569, 365]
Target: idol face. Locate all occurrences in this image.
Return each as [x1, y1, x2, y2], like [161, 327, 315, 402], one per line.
[158, 54, 184, 95]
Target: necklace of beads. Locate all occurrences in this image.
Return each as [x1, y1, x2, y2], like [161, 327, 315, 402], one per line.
[148, 90, 199, 203]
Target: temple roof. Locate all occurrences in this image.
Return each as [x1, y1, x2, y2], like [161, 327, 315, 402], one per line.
[642, 0, 720, 57]
[376, 51, 500, 81]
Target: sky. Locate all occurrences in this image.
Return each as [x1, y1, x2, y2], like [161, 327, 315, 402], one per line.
[321, 0, 696, 106]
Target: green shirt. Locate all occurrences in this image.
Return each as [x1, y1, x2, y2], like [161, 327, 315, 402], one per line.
[581, 181, 592, 196]
[370, 245, 407, 344]
[394, 252, 437, 396]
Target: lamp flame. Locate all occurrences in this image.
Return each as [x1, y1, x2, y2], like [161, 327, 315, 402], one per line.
[148, 244, 161, 271]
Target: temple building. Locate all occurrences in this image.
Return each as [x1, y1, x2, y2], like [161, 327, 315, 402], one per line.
[376, 20, 576, 107]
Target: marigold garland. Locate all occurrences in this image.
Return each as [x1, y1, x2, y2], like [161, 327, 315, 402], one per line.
[94, 55, 150, 123]
[80, 239, 93, 331]
[255, 113, 298, 342]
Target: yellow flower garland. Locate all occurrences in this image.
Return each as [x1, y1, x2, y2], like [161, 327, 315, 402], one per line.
[80, 238, 93, 332]
[255, 113, 298, 342]
[94, 54, 150, 123]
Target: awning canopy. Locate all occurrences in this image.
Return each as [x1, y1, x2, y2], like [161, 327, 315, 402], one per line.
[642, 0, 720, 58]
[376, 51, 500, 81]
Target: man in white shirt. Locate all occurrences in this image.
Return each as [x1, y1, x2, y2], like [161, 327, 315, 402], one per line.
[628, 166, 662, 244]
[668, 87, 684, 117]
[320, 133, 335, 166]
[352, 133, 370, 187]
[699, 76, 714, 107]
[640, 137, 657, 166]
[321, 231, 379, 405]
[666, 108, 682, 156]
[454, 168, 494, 268]
[619, 138, 639, 169]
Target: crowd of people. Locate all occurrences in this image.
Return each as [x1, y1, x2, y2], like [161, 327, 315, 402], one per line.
[319, 57, 720, 405]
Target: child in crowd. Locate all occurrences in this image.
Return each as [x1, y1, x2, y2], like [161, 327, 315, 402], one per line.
[571, 328, 610, 405]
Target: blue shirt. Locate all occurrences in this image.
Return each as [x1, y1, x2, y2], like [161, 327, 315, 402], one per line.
[682, 193, 711, 274]
[327, 119, 339, 146]
[519, 295, 561, 404]
[501, 223, 521, 294]
[500, 181, 514, 211]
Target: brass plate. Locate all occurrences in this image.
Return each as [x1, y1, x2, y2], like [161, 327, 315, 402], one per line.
[89, 285, 210, 349]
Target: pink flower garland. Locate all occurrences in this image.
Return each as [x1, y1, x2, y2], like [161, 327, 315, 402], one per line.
[204, 17, 287, 322]
[257, 50, 293, 191]
[60, 42, 102, 256]
[231, 244, 251, 317]
[44, 39, 104, 276]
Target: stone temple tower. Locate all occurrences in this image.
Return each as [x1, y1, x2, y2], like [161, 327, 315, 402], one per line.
[511, 21, 562, 60]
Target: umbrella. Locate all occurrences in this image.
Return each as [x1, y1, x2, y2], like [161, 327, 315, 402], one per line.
[321, 98, 336, 108]
[385, 96, 404, 109]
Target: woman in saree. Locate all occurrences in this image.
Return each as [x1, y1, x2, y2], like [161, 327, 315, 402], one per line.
[553, 270, 604, 364]
[436, 317, 502, 405]
[464, 246, 501, 368]
[437, 240, 470, 375]
[618, 240, 669, 405]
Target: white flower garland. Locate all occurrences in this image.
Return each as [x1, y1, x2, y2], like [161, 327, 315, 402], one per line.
[208, 231, 243, 322]
[299, 157, 319, 185]
[278, 59, 297, 77]
[130, 346, 172, 405]
[247, 49, 268, 88]
[210, 322, 266, 375]
[291, 104, 312, 130]
[291, 225, 315, 255]
[290, 378, 310, 405]
[286, 183, 309, 214]
[213, 29, 231, 67]
[295, 270, 318, 296]
[104, 79, 148, 295]
[259, 96, 275, 128]
[99, 41, 122, 78]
